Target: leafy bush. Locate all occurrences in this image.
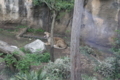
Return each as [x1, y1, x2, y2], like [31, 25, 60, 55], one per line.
[4, 53, 33, 73]
[80, 46, 99, 64]
[16, 53, 50, 72]
[95, 30, 120, 78]
[15, 58, 31, 73]
[41, 57, 70, 80]
[33, 0, 41, 6]
[38, 53, 50, 63]
[10, 71, 39, 80]
[81, 74, 97, 80]
[9, 57, 70, 80]
[25, 52, 50, 63]
[80, 46, 94, 55]
[4, 54, 17, 67]
[96, 57, 120, 79]
[3, 52, 50, 73]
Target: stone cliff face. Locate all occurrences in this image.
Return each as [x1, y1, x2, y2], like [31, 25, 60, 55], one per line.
[0, 0, 119, 53]
[81, 0, 119, 52]
[0, 0, 50, 29]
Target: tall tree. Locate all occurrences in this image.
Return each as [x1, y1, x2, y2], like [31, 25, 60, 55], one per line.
[70, 0, 84, 80]
[33, 0, 73, 62]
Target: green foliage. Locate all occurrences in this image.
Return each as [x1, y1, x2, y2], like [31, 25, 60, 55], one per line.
[3, 50, 50, 73]
[0, 57, 4, 63]
[33, 0, 74, 11]
[17, 25, 28, 28]
[10, 71, 40, 80]
[0, 28, 13, 32]
[41, 57, 70, 80]
[56, 11, 66, 20]
[54, 0, 74, 11]
[4, 53, 17, 67]
[36, 28, 45, 33]
[111, 30, 120, 55]
[3, 53, 31, 73]
[33, 0, 41, 6]
[103, 77, 113, 80]
[96, 57, 120, 79]
[10, 57, 70, 80]
[104, 30, 120, 79]
[38, 53, 50, 63]
[80, 46, 94, 55]
[80, 46, 99, 64]
[20, 47, 26, 52]
[27, 28, 44, 33]
[15, 58, 31, 73]
[0, 53, 3, 56]
[111, 38, 120, 54]
[15, 52, 50, 72]
[24, 52, 50, 63]
[66, 30, 71, 33]
[81, 74, 97, 80]
[0, 28, 4, 31]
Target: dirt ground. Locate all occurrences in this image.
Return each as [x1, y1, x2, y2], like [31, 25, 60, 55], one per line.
[0, 23, 70, 80]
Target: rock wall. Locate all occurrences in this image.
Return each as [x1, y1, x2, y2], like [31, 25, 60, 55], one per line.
[82, 0, 119, 52]
[0, 0, 50, 29]
[0, 0, 119, 53]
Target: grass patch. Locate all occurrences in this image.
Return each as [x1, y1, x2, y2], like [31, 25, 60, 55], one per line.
[27, 28, 45, 33]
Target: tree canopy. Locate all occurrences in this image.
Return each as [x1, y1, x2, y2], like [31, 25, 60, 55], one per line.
[33, 0, 74, 11]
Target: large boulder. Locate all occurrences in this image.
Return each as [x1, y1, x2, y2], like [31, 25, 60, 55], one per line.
[24, 39, 46, 53]
[0, 40, 24, 56]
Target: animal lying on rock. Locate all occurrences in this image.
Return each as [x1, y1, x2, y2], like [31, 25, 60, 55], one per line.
[44, 32, 67, 49]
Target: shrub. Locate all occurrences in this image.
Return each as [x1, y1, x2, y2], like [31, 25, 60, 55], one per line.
[4, 54, 17, 67]
[3, 51, 50, 73]
[41, 57, 70, 80]
[15, 58, 31, 73]
[81, 74, 97, 80]
[9, 57, 70, 80]
[10, 71, 39, 80]
[15, 52, 50, 72]
[96, 57, 120, 79]
[80, 46, 94, 55]
[80, 46, 99, 64]
[39, 53, 50, 63]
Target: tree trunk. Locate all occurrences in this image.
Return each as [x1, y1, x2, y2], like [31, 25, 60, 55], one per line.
[50, 11, 56, 62]
[70, 0, 84, 80]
